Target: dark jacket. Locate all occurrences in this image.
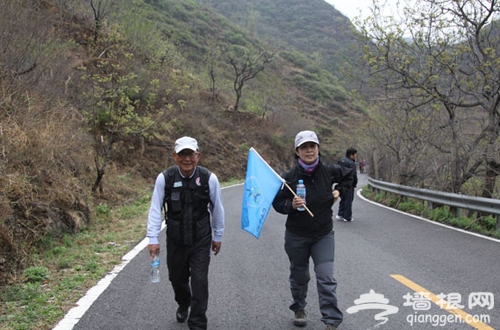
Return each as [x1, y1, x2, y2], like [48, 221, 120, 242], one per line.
[272, 160, 353, 238]
[338, 156, 358, 188]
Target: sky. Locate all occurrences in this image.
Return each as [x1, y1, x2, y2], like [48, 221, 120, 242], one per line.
[324, 0, 398, 20]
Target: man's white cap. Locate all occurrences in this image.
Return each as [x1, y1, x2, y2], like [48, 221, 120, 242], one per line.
[295, 130, 319, 148]
[174, 136, 199, 153]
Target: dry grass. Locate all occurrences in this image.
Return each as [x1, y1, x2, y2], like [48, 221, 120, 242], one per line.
[0, 90, 94, 285]
[0, 183, 151, 330]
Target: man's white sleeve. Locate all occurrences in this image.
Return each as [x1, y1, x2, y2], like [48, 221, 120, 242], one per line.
[208, 173, 225, 242]
[146, 173, 165, 245]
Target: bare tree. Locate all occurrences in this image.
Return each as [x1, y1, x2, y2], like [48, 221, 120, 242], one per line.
[90, 0, 111, 43]
[359, 0, 500, 197]
[227, 46, 273, 111]
[204, 29, 223, 102]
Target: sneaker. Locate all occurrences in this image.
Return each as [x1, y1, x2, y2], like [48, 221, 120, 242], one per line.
[325, 324, 338, 330]
[176, 307, 188, 323]
[347, 217, 354, 222]
[293, 309, 307, 327]
[335, 215, 345, 221]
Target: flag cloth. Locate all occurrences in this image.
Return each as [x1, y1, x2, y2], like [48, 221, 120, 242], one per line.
[241, 147, 284, 238]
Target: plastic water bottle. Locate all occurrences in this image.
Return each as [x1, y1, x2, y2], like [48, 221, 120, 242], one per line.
[296, 179, 306, 211]
[150, 254, 160, 283]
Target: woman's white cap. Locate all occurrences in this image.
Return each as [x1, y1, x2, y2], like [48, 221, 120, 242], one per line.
[295, 130, 319, 148]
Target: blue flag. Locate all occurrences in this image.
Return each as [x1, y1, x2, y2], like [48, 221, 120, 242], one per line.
[241, 148, 284, 238]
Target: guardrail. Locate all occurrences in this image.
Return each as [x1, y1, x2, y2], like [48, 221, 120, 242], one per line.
[367, 177, 500, 230]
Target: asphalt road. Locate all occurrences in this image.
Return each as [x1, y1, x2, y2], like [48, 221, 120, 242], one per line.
[58, 174, 500, 330]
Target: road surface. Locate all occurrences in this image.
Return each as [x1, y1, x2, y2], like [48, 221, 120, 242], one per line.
[56, 174, 500, 330]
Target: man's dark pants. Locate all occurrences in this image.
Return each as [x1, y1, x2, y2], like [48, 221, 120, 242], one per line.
[167, 234, 212, 330]
[338, 187, 354, 221]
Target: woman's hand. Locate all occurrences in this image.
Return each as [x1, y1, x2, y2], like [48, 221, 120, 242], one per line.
[293, 195, 306, 209]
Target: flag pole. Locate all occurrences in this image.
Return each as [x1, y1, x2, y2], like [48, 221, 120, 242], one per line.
[250, 148, 315, 218]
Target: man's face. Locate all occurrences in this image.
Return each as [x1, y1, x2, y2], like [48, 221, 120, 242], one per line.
[173, 149, 201, 176]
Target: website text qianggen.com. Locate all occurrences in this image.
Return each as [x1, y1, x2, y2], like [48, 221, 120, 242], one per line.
[407, 312, 490, 327]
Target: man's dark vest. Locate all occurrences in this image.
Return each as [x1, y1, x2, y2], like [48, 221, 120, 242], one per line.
[162, 166, 211, 246]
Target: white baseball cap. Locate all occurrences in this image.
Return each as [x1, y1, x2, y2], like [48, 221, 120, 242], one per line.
[174, 136, 199, 153]
[295, 130, 319, 148]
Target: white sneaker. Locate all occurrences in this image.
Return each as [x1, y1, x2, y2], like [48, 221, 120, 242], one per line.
[335, 215, 345, 221]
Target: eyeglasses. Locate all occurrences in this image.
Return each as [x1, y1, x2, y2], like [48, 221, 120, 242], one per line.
[176, 151, 198, 159]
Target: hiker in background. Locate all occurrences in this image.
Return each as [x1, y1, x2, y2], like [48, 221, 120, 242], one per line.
[359, 159, 365, 174]
[336, 147, 358, 222]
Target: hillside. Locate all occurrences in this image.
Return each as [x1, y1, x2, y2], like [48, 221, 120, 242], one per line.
[0, 0, 367, 285]
[197, 0, 363, 79]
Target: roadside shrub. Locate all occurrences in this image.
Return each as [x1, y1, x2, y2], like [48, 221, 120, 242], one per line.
[24, 266, 50, 283]
[388, 197, 399, 208]
[483, 216, 496, 231]
[1, 282, 40, 302]
[96, 204, 111, 220]
[397, 201, 411, 212]
[428, 207, 453, 223]
[374, 192, 385, 203]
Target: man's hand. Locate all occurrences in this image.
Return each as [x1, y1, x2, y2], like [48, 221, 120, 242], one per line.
[148, 244, 160, 262]
[332, 190, 340, 202]
[212, 241, 221, 256]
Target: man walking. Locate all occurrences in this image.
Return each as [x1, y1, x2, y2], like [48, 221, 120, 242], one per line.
[146, 136, 225, 330]
[336, 147, 358, 222]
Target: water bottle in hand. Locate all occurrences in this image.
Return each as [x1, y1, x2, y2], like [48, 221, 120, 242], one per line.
[296, 179, 306, 211]
[150, 254, 160, 283]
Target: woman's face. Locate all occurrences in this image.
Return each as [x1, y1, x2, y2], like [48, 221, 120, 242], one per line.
[296, 142, 319, 164]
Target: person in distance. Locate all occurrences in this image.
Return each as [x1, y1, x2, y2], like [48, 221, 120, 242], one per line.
[336, 147, 358, 222]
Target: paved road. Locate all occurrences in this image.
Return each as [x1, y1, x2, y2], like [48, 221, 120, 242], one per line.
[58, 174, 500, 330]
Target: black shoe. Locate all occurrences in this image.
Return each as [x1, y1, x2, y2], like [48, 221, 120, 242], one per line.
[293, 309, 307, 327]
[176, 307, 188, 323]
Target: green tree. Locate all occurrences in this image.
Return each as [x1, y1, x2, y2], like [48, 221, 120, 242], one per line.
[78, 39, 169, 192]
